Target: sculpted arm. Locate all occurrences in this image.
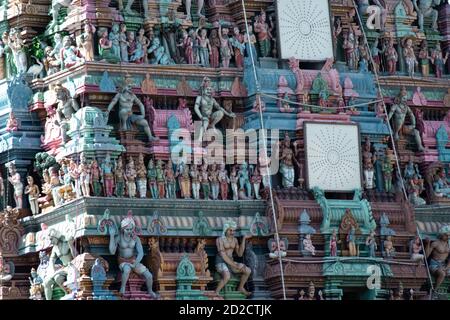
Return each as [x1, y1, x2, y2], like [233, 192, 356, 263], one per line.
[71, 97, 80, 112]
[107, 93, 121, 113]
[387, 104, 397, 121]
[407, 108, 416, 127]
[216, 237, 237, 267]
[426, 240, 437, 258]
[236, 237, 246, 257]
[134, 236, 144, 265]
[133, 94, 146, 116]
[194, 96, 206, 120]
[109, 231, 119, 255]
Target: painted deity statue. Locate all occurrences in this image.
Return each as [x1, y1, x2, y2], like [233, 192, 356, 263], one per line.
[54, 83, 80, 143]
[178, 29, 194, 64]
[78, 153, 91, 197]
[431, 44, 449, 79]
[418, 40, 430, 77]
[425, 230, 450, 290]
[365, 231, 377, 257]
[156, 160, 165, 199]
[209, 164, 220, 200]
[136, 28, 150, 64]
[43, 229, 77, 300]
[177, 163, 191, 199]
[411, 236, 425, 262]
[229, 26, 245, 68]
[60, 36, 84, 69]
[402, 38, 418, 78]
[115, 157, 126, 197]
[6, 162, 23, 209]
[385, 37, 398, 75]
[90, 160, 102, 197]
[279, 134, 295, 188]
[109, 215, 157, 297]
[251, 166, 262, 200]
[25, 176, 40, 215]
[109, 24, 121, 61]
[201, 163, 210, 200]
[238, 162, 252, 199]
[97, 28, 119, 63]
[165, 160, 176, 199]
[6, 112, 18, 132]
[371, 37, 382, 74]
[194, 77, 236, 142]
[68, 159, 81, 198]
[147, 159, 158, 199]
[77, 22, 96, 62]
[330, 229, 339, 257]
[101, 154, 114, 197]
[230, 166, 239, 201]
[196, 28, 211, 67]
[125, 156, 137, 198]
[384, 236, 395, 258]
[303, 234, 316, 256]
[218, 164, 229, 200]
[382, 156, 394, 193]
[106, 75, 158, 142]
[253, 9, 272, 58]
[215, 221, 252, 297]
[190, 165, 201, 200]
[136, 154, 147, 199]
[218, 24, 233, 68]
[343, 31, 358, 71]
[363, 137, 375, 190]
[347, 227, 358, 257]
[433, 169, 450, 198]
[148, 37, 175, 65]
[387, 87, 425, 151]
[4, 28, 27, 74]
[209, 29, 220, 68]
[413, 0, 443, 32]
[119, 24, 129, 62]
[128, 31, 144, 64]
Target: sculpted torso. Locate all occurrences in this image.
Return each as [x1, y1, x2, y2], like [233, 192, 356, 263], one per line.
[118, 235, 137, 259]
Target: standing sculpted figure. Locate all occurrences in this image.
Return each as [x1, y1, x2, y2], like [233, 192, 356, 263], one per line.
[385, 37, 398, 75]
[190, 165, 201, 200]
[218, 164, 230, 200]
[54, 83, 80, 143]
[165, 160, 176, 199]
[279, 134, 295, 188]
[402, 37, 418, 78]
[115, 157, 126, 197]
[109, 215, 157, 297]
[136, 154, 147, 199]
[215, 220, 252, 297]
[43, 228, 77, 300]
[25, 176, 40, 215]
[387, 87, 425, 151]
[106, 76, 158, 142]
[78, 153, 91, 197]
[125, 156, 137, 198]
[147, 159, 158, 199]
[218, 24, 233, 68]
[195, 77, 235, 142]
[4, 28, 27, 73]
[425, 229, 450, 290]
[101, 154, 114, 197]
[6, 162, 23, 209]
[253, 9, 272, 58]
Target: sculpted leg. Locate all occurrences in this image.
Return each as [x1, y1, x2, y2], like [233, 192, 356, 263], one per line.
[210, 110, 224, 128]
[197, 0, 205, 18]
[43, 278, 54, 300]
[120, 264, 132, 294]
[185, 0, 192, 19]
[143, 270, 157, 297]
[435, 269, 446, 289]
[136, 118, 158, 141]
[215, 270, 230, 294]
[414, 129, 425, 151]
[238, 266, 251, 296]
[54, 274, 67, 293]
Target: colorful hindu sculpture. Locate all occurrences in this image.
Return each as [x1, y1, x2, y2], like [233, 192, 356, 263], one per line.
[109, 215, 157, 297]
[194, 77, 236, 142]
[365, 231, 377, 258]
[115, 157, 126, 197]
[43, 228, 77, 300]
[125, 156, 137, 198]
[6, 162, 23, 209]
[279, 134, 295, 188]
[107, 75, 158, 142]
[215, 220, 252, 297]
[425, 229, 449, 290]
[101, 154, 115, 197]
[388, 87, 425, 151]
[402, 37, 418, 78]
[25, 176, 40, 215]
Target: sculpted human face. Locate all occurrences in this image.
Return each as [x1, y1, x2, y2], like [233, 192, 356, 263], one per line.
[123, 225, 134, 237]
[63, 36, 71, 48]
[204, 85, 212, 97]
[50, 235, 58, 245]
[226, 228, 234, 237]
[27, 176, 34, 185]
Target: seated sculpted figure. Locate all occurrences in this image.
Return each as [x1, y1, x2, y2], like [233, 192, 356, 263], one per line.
[215, 220, 252, 297]
[425, 229, 450, 290]
[387, 87, 425, 151]
[109, 215, 157, 298]
[433, 169, 450, 198]
[43, 228, 77, 300]
[195, 77, 236, 142]
[106, 75, 158, 142]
